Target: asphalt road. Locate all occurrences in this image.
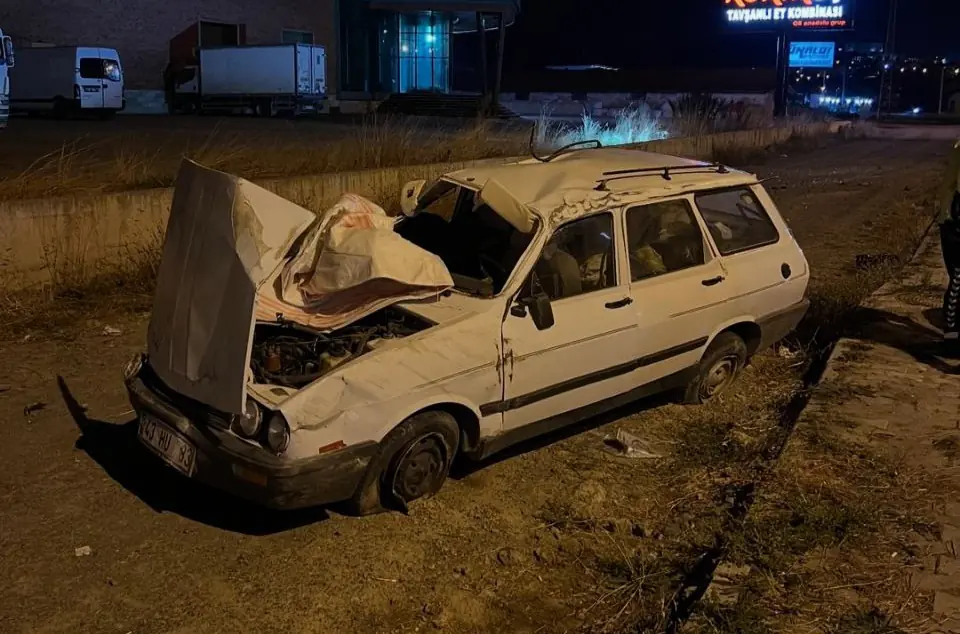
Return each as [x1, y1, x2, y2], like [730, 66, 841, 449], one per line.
[0, 138, 950, 634]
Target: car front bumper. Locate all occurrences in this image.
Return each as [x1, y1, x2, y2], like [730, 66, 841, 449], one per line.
[124, 366, 378, 510]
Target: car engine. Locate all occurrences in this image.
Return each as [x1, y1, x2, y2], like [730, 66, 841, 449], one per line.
[250, 307, 432, 388]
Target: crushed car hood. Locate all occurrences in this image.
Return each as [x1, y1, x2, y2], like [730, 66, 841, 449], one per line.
[148, 160, 454, 415]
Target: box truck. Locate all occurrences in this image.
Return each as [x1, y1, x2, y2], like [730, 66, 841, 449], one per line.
[171, 44, 326, 116]
[9, 46, 124, 118]
[0, 29, 13, 128]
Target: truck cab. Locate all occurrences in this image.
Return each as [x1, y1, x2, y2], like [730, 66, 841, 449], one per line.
[0, 30, 14, 128]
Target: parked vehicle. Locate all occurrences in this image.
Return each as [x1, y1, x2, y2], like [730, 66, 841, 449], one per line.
[0, 29, 13, 128]
[124, 146, 810, 514]
[9, 46, 124, 118]
[170, 44, 326, 116]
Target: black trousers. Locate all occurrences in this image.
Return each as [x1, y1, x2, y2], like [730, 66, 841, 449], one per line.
[941, 221, 960, 332]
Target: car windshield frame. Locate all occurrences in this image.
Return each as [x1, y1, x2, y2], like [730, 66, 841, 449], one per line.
[396, 178, 540, 299]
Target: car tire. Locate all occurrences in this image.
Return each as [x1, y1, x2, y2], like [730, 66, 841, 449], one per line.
[680, 332, 748, 405]
[346, 410, 460, 516]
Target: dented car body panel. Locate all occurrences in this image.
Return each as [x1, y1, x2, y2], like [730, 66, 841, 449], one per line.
[126, 149, 810, 510]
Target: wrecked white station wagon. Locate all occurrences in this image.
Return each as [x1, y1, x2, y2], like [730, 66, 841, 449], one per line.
[125, 146, 810, 513]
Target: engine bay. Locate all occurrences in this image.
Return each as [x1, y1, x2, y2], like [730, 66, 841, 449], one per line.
[250, 307, 433, 388]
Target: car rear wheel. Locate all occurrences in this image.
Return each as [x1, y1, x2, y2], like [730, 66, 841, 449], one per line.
[681, 332, 747, 405]
[347, 410, 460, 515]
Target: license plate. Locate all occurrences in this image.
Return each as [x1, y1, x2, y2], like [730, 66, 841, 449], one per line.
[138, 414, 196, 476]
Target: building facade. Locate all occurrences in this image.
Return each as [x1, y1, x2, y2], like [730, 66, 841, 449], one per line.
[0, 0, 517, 111]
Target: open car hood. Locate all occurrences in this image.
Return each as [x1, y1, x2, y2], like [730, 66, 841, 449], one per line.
[148, 160, 317, 414]
[148, 160, 454, 415]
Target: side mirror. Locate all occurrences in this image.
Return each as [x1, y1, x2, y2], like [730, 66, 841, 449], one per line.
[400, 179, 427, 217]
[3, 37, 14, 68]
[515, 292, 554, 331]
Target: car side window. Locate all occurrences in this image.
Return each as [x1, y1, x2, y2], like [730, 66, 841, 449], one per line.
[694, 187, 780, 256]
[529, 213, 617, 301]
[79, 58, 102, 79]
[625, 199, 706, 281]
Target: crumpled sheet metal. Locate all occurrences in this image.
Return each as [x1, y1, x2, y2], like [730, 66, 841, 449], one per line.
[255, 194, 454, 331]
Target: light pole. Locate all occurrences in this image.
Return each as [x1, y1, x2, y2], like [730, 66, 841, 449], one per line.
[878, 0, 898, 117]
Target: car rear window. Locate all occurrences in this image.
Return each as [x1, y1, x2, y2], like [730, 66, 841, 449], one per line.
[694, 187, 780, 256]
[78, 58, 102, 79]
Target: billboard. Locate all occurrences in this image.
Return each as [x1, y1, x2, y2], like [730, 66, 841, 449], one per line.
[789, 41, 836, 68]
[724, 0, 854, 31]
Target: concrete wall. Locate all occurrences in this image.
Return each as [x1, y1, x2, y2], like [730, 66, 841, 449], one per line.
[0, 122, 839, 291]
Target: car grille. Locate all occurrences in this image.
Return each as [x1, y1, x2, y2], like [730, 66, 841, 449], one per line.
[138, 362, 232, 431]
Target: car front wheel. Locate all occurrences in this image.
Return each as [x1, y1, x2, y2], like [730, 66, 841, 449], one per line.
[681, 332, 748, 405]
[348, 410, 460, 515]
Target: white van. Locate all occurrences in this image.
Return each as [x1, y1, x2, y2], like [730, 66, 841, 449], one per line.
[10, 46, 124, 117]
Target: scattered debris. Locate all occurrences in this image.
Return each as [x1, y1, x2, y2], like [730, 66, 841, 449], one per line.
[855, 253, 900, 271]
[74, 545, 92, 557]
[496, 547, 519, 566]
[23, 401, 45, 417]
[101, 325, 122, 336]
[603, 429, 662, 459]
[778, 344, 799, 359]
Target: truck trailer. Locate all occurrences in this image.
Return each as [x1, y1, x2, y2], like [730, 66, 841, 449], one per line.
[171, 44, 326, 116]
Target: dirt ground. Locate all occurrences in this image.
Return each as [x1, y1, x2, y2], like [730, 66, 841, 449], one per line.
[0, 138, 951, 634]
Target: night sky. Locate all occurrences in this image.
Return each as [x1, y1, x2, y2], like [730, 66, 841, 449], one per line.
[502, 0, 960, 71]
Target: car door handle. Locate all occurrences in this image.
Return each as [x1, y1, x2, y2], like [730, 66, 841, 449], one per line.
[605, 297, 633, 309]
[701, 276, 725, 286]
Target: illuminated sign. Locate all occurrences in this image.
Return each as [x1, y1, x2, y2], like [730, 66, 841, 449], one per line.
[789, 42, 835, 68]
[724, 0, 854, 31]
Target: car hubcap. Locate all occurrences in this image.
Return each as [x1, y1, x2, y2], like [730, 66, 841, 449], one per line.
[701, 355, 739, 400]
[393, 433, 447, 502]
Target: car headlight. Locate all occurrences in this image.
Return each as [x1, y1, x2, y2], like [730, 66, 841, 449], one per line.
[265, 413, 290, 455]
[232, 398, 262, 438]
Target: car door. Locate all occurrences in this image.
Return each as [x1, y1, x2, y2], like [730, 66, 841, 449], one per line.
[692, 185, 808, 321]
[499, 210, 642, 432]
[98, 49, 123, 110]
[623, 196, 739, 382]
[76, 55, 104, 109]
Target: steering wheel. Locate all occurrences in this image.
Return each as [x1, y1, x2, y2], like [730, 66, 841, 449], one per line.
[479, 253, 507, 283]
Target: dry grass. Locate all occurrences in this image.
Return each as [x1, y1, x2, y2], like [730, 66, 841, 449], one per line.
[0, 116, 533, 202]
[572, 169, 940, 632]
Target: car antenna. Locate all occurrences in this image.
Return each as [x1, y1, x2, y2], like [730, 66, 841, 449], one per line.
[528, 125, 602, 163]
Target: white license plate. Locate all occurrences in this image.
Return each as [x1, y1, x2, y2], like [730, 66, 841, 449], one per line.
[138, 414, 196, 476]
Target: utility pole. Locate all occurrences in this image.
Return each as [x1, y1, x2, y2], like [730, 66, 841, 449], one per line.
[878, 0, 898, 117]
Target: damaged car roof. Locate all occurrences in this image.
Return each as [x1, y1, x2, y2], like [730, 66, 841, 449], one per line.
[445, 148, 759, 222]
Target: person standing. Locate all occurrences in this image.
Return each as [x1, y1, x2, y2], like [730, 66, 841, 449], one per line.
[938, 140, 960, 340]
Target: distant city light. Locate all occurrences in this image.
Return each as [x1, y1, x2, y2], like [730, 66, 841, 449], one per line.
[923, 68, 928, 73]
[913, 107, 921, 114]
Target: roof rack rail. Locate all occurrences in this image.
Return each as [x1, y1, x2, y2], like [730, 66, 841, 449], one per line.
[528, 125, 602, 163]
[594, 163, 729, 191]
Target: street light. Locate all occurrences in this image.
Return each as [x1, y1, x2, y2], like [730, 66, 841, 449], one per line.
[939, 64, 955, 114]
